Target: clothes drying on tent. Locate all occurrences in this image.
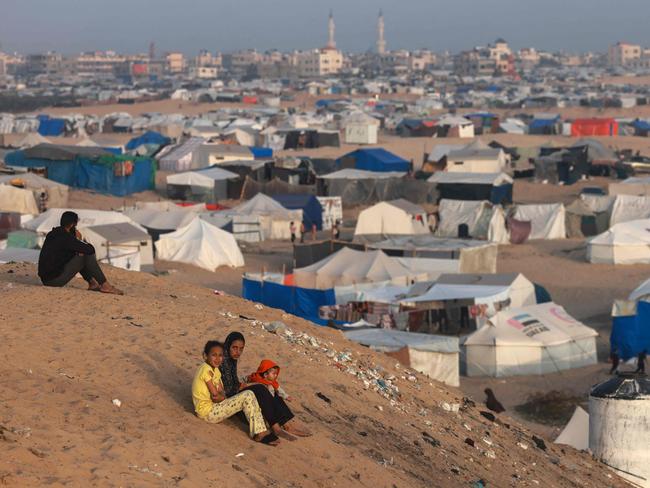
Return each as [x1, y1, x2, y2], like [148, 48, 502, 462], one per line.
[463, 302, 598, 377]
[155, 217, 244, 270]
[271, 194, 323, 230]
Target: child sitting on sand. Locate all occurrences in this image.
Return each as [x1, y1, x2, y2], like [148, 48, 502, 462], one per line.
[191, 341, 279, 445]
[246, 360, 291, 401]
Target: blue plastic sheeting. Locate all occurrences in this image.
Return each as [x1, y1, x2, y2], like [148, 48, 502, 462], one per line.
[272, 194, 323, 230]
[249, 146, 273, 159]
[38, 118, 66, 136]
[633, 120, 650, 131]
[337, 148, 410, 172]
[125, 131, 170, 150]
[611, 301, 650, 360]
[533, 283, 552, 304]
[529, 118, 559, 130]
[242, 278, 336, 325]
[490, 183, 513, 205]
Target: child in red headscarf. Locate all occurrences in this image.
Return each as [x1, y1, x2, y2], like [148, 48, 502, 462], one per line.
[247, 360, 291, 401]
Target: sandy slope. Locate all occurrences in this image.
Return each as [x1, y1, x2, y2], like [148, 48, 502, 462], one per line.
[0, 263, 627, 487]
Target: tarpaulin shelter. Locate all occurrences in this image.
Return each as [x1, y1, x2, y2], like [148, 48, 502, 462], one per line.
[158, 137, 206, 172]
[396, 119, 436, 138]
[344, 328, 460, 386]
[463, 302, 598, 377]
[37, 116, 66, 137]
[0, 172, 69, 209]
[513, 203, 566, 239]
[5, 144, 155, 196]
[272, 194, 323, 230]
[555, 407, 589, 451]
[125, 131, 171, 151]
[242, 274, 336, 325]
[336, 148, 410, 172]
[166, 166, 239, 202]
[249, 146, 273, 159]
[435, 199, 507, 242]
[428, 172, 513, 204]
[611, 301, 650, 361]
[571, 118, 618, 137]
[587, 219, 650, 264]
[24, 208, 134, 236]
[529, 115, 561, 135]
[83, 222, 154, 272]
[354, 200, 429, 237]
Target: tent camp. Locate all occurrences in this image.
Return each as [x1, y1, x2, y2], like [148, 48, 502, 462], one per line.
[513, 204, 566, 240]
[155, 217, 244, 270]
[463, 302, 598, 377]
[0, 172, 69, 210]
[354, 200, 429, 237]
[83, 222, 154, 272]
[587, 219, 650, 264]
[428, 172, 513, 204]
[293, 247, 421, 290]
[344, 329, 459, 387]
[336, 148, 410, 172]
[123, 208, 197, 241]
[555, 407, 589, 451]
[166, 166, 239, 202]
[24, 208, 133, 235]
[158, 137, 206, 172]
[435, 115, 475, 138]
[272, 194, 323, 230]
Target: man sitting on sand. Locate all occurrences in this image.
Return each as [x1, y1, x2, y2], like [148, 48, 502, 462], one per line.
[37, 211, 123, 294]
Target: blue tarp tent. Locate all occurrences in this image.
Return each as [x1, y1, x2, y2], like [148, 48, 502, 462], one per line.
[611, 301, 650, 360]
[242, 277, 336, 325]
[5, 144, 155, 196]
[336, 148, 410, 172]
[272, 194, 323, 230]
[125, 131, 171, 151]
[38, 117, 66, 136]
[529, 116, 561, 135]
[249, 146, 273, 159]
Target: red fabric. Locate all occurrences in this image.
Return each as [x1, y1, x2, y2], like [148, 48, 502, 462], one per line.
[248, 360, 280, 389]
[571, 118, 618, 137]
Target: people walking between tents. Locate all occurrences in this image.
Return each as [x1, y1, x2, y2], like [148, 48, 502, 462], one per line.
[220, 332, 311, 438]
[636, 350, 647, 374]
[38, 211, 123, 294]
[290, 221, 297, 244]
[191, 340, 279, 445]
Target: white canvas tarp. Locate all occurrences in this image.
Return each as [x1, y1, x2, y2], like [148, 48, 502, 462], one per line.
[224, 193, 302, 240]
[155, 217, 244, 270]
[344, 328, 459, 386]
[555, 406, 589, 451]
[166, 166, 239, 189]
[587, 219, 650, 264]
[24, 208, 133, 234]
[354, 200, 429, 237]
[630, 278, 650, 301]
[609, 195, 650, 227]
[0, 185, 39, 215]
[463, 302, 598, 377]
[0, 173, 69, 209]
[436, 199, 503, 239]
[514, 203, 566, 239]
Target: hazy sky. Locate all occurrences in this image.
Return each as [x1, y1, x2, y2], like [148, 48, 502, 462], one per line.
[2, 0, 650, 55]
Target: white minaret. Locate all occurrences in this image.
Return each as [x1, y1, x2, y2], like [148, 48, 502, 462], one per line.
[327, 10, 336, 49]
[377, 10, 386, 55]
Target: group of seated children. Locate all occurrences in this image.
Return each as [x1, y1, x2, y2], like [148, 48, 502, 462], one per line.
[191, 333, 310, 446]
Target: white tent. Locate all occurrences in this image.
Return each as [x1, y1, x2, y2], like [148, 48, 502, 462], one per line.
[344, 329, 460, 387]
[293, 247, 420, 290]
[514, 203, 566, 239]
[587, 219, 650, 264]
[24, 208, 133, 235]
[166, 167, 239, 189]
[0, 248, 40, 264]
[609, 195, 650, 227]
[463, 302, 598, 377]
[435, 199, 507, 242]
[343, 112, 379, 145]
[354, 200, 429, 237]
[629, 277, 650, 302]
[0, 172, 69, 209]
[16, 132, 51, 148]
[0, 185, 39, 215]
[83, 222, 154, 272]
[609, 176, 650, 197]
[155, 217, 244, 270]
[123, 208, 197, 232]
[225, 193, 302, 240]
[319, 168, 406, 180]
[555, 406, 589, 451]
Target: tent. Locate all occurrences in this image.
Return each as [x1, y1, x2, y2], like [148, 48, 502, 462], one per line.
[436, 199, 507, 242]
[158, 137, 206, 172]
[629, 278, 650, 302]
[223, 193, 302, 241]
[609, 176, 650, 197]
[343, 113, 379, 144]
[445, 140, 508, 173]
[463, 302, 598, 377]
[24, 208, 133, 235]
[0, 172, 69, 209]
[554, 407, 589, 451]
[293, 247, 419, 290]
[513, 204, 566, 240]
[16, 132, 51, 148]
[344, 329, 459, 386]
[428, 172, 513, 204]
[272, 194, 323, 230]
[570, 118, 618, 137]
[565, 198, 610, 238]
[123, 208, 197, 241]
[0, 185, 39, 215]
[354, 200, 429, 237]
[336, 148, 410, 172]
[125, 131, 171, 151]
[83, 222, 154, 272]
[5, 145, 155, 197]
[166, 166, 239, 202]
[435, 115, 475, 138]
[587, 219, 650, 264]
[609, 195, 650, 227]
[38, 117, 66, 137]
[155, 217, 244, 270]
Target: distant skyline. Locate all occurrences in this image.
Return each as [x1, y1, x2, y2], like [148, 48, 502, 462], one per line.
[2, 0, 650, 55]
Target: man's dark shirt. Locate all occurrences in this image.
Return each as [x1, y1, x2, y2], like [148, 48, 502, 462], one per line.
[38, 226, 95, 282]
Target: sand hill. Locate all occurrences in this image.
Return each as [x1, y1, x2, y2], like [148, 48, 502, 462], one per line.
[0, 263, 626, 487]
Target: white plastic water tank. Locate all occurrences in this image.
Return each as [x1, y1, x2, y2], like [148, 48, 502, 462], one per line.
[589, 373, 650, 487]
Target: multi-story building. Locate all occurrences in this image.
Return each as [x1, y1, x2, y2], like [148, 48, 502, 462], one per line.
[75, 51, 126, 78]
[454, 49, 496, 76]
[518, 48, 540, 69]
[165, 52, 186, 74]
[608, 42, 641, 66]
[409, 50, 437, 71]
[296, 48, 343, 77]
[23, 52, 63, 77]
[189, 66, 219, 79]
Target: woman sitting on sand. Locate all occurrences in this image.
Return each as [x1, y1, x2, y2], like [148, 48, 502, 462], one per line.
[220, 331, 311, 438]
[192, 340, 279, 445]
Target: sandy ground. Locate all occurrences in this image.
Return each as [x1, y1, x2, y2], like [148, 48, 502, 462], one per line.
[0, 263, 628, 487]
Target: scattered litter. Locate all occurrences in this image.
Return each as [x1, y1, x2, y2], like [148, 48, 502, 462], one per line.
[235, 453, 245, 458]
[451, 466, 460, 475]
[532, 435, 547, 451]
[112, 399, 122, 408]
[58, 371, 74, 379]
[28, 447, 47, 458]
[463, 423, 472, 431]
[316, 392, 331, 404]
[129, 321, 144, 328]
[263, 321, 287, 334]
[465, 438, 475, 447]
[254, 303, 263, 310]
[213, 290, 224, 296]
[440, 402, 460, 413]
[129, 464, 162, 478]
[484, 450, 496, 459]
[482, 437, 493, 446]
[422, 432, 440, 447]
[517, 442, 528, 450]
[471, 479, 486, 488]
[479, 411, 496, 422]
